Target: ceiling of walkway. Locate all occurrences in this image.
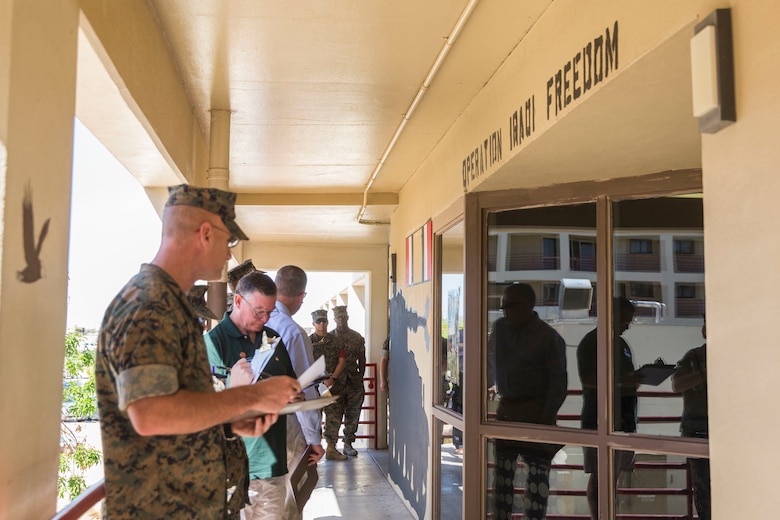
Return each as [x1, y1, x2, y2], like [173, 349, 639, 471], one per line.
[75, 1, 700, 246]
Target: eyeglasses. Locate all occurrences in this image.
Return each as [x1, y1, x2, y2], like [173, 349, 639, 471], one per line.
[211, 222, 239, 248]
[314, 318, 328, 324]
[247, 305, 277, 319]
[240, 297, 278, 319]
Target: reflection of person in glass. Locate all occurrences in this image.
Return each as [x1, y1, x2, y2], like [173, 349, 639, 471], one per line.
[577, 297, 641, 520]
[487, 283, 567, 520]
[441, 337, 463, 452]
[672, 315, 709, 520]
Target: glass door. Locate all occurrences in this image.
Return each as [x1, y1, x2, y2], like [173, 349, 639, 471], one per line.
[433, 218, 465, 519]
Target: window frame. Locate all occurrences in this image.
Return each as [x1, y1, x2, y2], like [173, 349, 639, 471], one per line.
[460, 169, 708, 520]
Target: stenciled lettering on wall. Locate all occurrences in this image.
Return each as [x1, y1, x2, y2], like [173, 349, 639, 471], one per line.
[547, 20, 618, 119]
[509, 95, 536, 152]
[461, 128, 503, 190]
[463, 20, 619, 191]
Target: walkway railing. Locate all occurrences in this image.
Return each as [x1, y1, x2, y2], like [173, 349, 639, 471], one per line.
[323, 362, 379, 448]
[484, 388, 700, 519]
[55, 364, 380, 519]
[51, 480, 104, 520]
[485, 459, 697, 519]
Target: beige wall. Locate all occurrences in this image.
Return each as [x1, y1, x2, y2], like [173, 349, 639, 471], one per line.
[703, 0, 780, 517]
[79, 0, 207, 186]
[388, 0, 775, 517]
[0, 0, 80, 517]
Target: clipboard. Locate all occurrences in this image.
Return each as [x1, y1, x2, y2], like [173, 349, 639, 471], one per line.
[635, 363, 676, 386]
[279, 395, 338, 415]
[289, 445, 319, 513]
[231, 356, 330, 421]
[231, 395, 339, 421]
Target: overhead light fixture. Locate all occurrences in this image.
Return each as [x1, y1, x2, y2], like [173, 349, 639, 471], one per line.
[690, 8, 735, 133]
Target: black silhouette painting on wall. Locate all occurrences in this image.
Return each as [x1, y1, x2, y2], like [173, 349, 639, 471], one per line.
[17, 182, 50, 283]
[388, 291, 430, 519]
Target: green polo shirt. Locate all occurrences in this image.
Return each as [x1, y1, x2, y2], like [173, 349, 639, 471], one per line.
[205, 314, 295, 479]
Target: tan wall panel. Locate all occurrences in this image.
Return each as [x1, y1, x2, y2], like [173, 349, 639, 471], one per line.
[79, 0, 207, 185]
[0, 0, 79, 517]
[702, 0, 780, 517]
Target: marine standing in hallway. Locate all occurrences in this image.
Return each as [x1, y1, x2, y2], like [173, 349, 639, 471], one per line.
[309, 309, 349, 460]
[95, 184, 299, 519]
[330, 305, 366, 457]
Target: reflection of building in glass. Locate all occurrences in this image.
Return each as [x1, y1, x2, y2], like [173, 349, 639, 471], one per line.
[487, 228, 704, 326]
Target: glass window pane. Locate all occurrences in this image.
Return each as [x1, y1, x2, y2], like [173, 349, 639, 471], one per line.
[439, 222, 464, 416]
[612, 196, 707, 437]
[485, 203, 597, 431]
[437, 419, 463, 519]
[614, 450, 711, 519]
[487, 438, 591, 518]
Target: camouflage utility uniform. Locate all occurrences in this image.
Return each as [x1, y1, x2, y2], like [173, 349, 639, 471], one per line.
[310, 331, 347, 445]
[330, 327, 366, 446]
[96, 264, 248, 519]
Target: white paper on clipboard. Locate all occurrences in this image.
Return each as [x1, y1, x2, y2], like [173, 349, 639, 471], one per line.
[297, 355, 326, 389]
[251, 347, 325, 389]
[249, 347, 276, 384]
[230, 355, 330, 422]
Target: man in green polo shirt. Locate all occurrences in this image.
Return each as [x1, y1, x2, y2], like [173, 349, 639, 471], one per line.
[206, 271, 300, 519]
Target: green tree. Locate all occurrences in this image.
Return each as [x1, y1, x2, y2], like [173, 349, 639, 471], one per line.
[59, 329, 102, 500]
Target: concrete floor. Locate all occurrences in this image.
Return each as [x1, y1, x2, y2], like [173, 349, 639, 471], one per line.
[303, 443, 415, 520]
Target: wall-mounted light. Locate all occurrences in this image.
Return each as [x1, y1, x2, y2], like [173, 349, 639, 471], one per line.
[690, 8, 735, 133]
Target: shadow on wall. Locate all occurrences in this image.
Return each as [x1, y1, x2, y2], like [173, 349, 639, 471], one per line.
[388, 291, 430, 519]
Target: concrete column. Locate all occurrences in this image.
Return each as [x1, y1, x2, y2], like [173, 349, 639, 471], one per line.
[207, 109, 231, 319]
[0, 0, 80, 517]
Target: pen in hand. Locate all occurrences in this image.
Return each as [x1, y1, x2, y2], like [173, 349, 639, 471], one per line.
[211, 365, 232, 379]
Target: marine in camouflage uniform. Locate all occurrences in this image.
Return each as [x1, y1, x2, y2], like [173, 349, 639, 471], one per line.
[226, 258, 269, 313]
[309, 309, 348, 460]
[330, 305, 366, 457]
[97, 264, 248, 519]
[96, 184, 298, 519]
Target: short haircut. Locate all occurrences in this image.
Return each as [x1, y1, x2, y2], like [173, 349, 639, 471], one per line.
[503, 282, 536, 307]
[162, 204, 210, 238]
[614, 296, 635, 322]
[236, 271, 277, 298]
[274, 265, 307, 297]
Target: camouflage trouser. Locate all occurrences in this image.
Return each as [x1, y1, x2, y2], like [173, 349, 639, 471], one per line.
[689, 457, 711, 520]
[323, 382, 365, 445]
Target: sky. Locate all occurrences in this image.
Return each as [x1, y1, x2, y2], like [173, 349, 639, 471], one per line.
[66, 120, 355, 331]
[66, 121, 162, 330]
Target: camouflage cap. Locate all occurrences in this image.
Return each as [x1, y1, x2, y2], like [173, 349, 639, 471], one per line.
[165, 184, 249, 241]
[186, 284, 218, 320]
[333, 305, 348, 318]
[311, 309, 328, 322]
[227, 258, 258, 291]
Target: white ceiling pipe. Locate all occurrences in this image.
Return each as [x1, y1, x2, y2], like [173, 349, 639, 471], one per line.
[357, 0, 480, 223]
